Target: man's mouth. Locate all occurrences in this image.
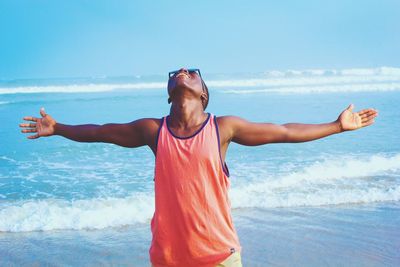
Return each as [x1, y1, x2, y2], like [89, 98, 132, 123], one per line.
[176, 73, 189, 78]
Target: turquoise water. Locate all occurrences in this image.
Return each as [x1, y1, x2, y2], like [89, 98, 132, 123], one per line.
[1, 68, 399, 266]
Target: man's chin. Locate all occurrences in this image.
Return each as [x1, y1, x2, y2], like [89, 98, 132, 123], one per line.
[170, 84, 190, 93]
[169, 86, 199, 100]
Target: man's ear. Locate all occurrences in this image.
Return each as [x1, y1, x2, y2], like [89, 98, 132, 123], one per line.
[200, 93, 208, 106]
[168, 97, 171, 104]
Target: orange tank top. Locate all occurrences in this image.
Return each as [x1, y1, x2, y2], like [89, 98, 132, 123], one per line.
[149, 113, 241, 267]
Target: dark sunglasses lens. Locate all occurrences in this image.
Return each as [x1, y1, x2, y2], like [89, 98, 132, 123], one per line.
[169, 71, 177, 78]
[169, 69, 201, 78]
[188, 69, 201, 77]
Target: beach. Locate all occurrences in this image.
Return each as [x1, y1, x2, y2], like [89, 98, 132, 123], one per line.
[1, 67, 399, 266]
[1, 204, 399, 266]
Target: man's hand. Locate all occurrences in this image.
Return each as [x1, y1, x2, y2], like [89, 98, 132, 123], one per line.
[19, 108, 160, 153]
[20, 107, 57, 139]
[337, 104, 378, 131]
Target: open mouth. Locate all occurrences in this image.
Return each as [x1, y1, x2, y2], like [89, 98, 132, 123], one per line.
[175, 73, 189, 78]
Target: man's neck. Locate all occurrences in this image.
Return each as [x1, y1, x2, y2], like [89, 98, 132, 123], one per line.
[169, 99, 206, 129]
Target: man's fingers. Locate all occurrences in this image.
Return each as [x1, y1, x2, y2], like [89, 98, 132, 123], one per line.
[40, 107, 47, 118]
[362, 119, 375, 127]
[358, 109, 375, 116]
[358, 109, 370, 115]
[347, 104, 354, 112]
[360, 110, 377, 119]
[361, 113, 378, 123]
[361, 117, 374, 124]
[27, 134, 40, 139]
[23, 116, 38, 122]
[19, 123, 36, 128]
[21, 128, 37, 133]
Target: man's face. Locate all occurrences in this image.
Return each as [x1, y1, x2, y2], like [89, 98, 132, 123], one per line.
[167, 68, 204, 99]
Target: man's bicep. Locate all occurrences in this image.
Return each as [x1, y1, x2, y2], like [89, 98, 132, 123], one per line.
[97, 119, 150, 148]
[230, 117, 289, 146]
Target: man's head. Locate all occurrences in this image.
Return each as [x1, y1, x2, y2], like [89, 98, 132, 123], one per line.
[167, 68, 209, 110]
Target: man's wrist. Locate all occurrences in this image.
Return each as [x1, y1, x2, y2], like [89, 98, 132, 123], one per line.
[53, 122, 61, 135]
[334, 120, 344, 133]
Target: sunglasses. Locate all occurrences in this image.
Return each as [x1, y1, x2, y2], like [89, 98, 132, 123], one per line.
[168, 68, 202, 79]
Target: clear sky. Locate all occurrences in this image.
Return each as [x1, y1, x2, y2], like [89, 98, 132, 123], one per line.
[1, 0, 399, 79]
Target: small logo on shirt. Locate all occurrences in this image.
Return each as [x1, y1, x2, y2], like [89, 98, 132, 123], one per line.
[230, 248, 235, 253]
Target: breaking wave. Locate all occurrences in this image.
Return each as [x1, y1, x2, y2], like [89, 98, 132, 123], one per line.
[1, 67, 399, 95]
[1, 153, 399, 232]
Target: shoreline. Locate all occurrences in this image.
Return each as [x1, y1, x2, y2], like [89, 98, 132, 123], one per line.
[1, 202, 399, 266]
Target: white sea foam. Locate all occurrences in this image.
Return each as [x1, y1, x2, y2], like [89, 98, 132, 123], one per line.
[0, 193, 154, 232]
[222, 82, 400, 94]
[264, 66, 400, 77]
[1, 67, 399, 95]
[1, 154, 399, 232]
[0, 82, 166, 94]
[230, 154, 400, 208]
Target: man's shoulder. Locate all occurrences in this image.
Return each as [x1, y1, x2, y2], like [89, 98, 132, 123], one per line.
[214, 115, 244, 139]
[216, 115, 244, 127]
[127, 117, 163, 134]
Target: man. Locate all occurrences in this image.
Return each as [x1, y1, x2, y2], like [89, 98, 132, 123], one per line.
[20, 68, 378, 267]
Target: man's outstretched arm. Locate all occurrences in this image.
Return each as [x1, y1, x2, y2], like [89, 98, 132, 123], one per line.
[220, 104, 378, 146]
[19, 108, 158, 148]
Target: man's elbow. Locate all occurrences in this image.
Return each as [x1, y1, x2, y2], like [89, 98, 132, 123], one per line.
[271, 125, 291, 143]
[94, 124, 113, 142]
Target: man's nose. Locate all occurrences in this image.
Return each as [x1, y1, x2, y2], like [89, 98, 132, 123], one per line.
[179, 68, 189, 74]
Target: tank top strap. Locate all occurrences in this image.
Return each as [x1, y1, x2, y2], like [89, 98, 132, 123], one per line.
[211, 114, 230, 177]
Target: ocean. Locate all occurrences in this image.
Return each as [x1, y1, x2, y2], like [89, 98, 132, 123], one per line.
[1, 67, 399, 266]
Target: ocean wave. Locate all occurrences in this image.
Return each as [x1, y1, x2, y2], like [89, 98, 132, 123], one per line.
[0, 82, 166, 95]
[221, 82, 400, 94]
[1, 153, 399, 232]
[230, 154, 400, 208]
[1, 67, 399, 95]
[0, 193, 154, 232]
[263, 66, 400, 77]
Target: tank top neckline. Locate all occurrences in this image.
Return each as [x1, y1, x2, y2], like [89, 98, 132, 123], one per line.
[165, 112, 211, 140]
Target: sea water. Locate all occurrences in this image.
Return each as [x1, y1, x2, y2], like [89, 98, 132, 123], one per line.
[0, 67, 399, 266]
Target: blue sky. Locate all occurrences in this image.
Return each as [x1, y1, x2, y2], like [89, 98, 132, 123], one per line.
[1, 0, 399, 79]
